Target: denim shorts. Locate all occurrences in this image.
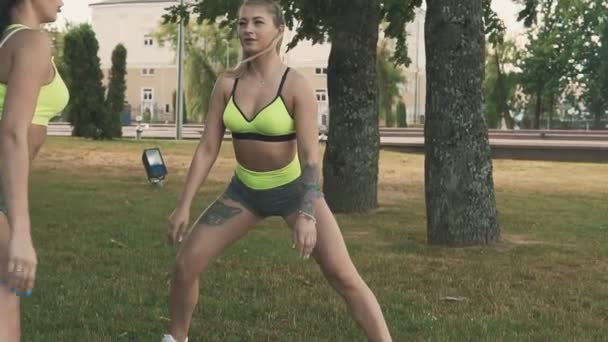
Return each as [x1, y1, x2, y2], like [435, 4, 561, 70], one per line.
[224, 174, 306, 218]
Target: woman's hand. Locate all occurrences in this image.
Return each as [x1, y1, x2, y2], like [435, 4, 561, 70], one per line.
[6, 230, 37, 296]
[167, 206, 190, 245]
[292, 214, 317, 259]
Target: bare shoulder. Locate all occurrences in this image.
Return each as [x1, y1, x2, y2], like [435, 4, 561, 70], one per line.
[286, 68, 311, 89]
[214, 73, 237, 103]
[284, 67, 314, 99]
[11, 29, 52, 57]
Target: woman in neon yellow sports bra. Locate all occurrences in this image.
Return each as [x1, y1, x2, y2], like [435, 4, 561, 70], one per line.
[0, 0, 68, 340]
[163, 1, 392, 341]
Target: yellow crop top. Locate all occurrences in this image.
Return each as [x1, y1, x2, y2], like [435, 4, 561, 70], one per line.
[223, 67, 295, 141]
[0, 24, 70, 127]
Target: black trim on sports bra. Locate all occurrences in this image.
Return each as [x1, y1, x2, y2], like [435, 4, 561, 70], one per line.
[231, 67, 292, 122]
[231, 132, 296, 142]
[277, 67, 290, 97]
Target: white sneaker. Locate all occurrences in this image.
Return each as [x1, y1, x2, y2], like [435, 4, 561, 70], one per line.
[162, 335, 188, 342]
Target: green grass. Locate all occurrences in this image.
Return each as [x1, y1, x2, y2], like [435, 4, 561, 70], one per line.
[17, 137, 608, 341]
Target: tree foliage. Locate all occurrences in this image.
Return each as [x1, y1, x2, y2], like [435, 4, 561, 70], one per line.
[104, 44, 127, 138]
[377, 38, 405, 127]
[516, 0, 608, 128]
[483, 40, 519, 128]
[63, 24, 108, 138]
[163, 0, 423, 67]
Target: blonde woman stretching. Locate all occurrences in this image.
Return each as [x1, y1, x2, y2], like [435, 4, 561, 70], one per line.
[163, 1, 392, 341]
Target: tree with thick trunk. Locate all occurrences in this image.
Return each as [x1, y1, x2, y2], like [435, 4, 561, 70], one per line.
[322, 0, 381, 212]
[425, 0, 500, 245]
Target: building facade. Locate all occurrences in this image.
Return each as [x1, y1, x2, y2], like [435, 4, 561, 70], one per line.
[90, 0, 426, 125]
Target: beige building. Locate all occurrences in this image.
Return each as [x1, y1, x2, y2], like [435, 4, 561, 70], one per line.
[91, 0, 178, 123]
[90, 0, 426, 125]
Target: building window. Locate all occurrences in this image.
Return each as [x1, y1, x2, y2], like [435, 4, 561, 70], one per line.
[315, 67, 328, 75]
[141, 68, 156, 76]
[142, 88, 154, 101]
[165, 104, 171, 113]
[315, 89, 327, 102]
[144, 35, 154, 46]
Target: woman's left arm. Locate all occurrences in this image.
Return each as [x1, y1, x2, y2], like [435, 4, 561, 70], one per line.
[292, 72, 323, 258]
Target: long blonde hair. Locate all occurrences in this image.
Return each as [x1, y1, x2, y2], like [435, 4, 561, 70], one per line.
[224, 0, 285, 79]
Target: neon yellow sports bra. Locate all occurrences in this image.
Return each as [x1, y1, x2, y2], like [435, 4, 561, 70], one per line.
[0, 24, 70, 127]
[223, 68, 295, 141]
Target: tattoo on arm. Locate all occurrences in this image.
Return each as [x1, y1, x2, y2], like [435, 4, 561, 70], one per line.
[299, 163, 323, 217]
[197, 196, 242, 226]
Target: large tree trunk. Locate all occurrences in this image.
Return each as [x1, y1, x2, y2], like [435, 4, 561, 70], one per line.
[323, 0, 380, 213]
[425, 0, 500, 245]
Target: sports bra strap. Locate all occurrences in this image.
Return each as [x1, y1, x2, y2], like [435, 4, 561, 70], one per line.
[0, 24, 30, 48]
[276, 67, 290, 97]
[231, 77, 240, 96]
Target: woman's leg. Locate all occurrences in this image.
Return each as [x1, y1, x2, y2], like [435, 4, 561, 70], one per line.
[168, 195, 262, 342]
[284, 199, 392, 342]
[0, 213, 20, 342]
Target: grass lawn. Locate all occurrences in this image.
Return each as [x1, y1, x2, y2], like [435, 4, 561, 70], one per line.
[19, 137, 608, 341]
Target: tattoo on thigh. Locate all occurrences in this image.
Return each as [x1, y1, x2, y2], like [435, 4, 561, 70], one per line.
[197, 199, 243, 226]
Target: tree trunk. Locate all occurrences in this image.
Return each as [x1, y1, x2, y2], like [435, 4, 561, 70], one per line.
[323, 0, 380, 213]
[424, 0, 500, 246]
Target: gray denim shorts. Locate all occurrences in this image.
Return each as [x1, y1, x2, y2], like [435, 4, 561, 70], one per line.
[224, 174, 306, 218]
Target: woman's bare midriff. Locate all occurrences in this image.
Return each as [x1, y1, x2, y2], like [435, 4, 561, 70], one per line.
[233, 139, 297, 172]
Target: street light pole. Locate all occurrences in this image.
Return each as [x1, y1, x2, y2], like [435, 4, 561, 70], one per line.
[176, 0, 185, 140]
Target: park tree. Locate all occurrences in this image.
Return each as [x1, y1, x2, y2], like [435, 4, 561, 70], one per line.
[516, 0, 608, 129]
[377, 37, 406, 128]
[571, 0, 608, 129]
[104, 43, 127, 138]
[517, 1, 574, 128]
[63, 23, 108, 139]
[483, 39, 519, 129]
[396, 101, 407, 128]
[424, 0, 500, 245]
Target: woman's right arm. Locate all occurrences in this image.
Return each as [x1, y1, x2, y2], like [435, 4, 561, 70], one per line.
[0, 31, 50, 237]
[167, 75, 230, 244]
[0, 30, 51, 293]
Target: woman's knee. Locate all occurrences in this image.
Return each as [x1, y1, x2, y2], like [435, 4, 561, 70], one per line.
[322, 264, 364, 294]
[173, 251, 209, 284]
